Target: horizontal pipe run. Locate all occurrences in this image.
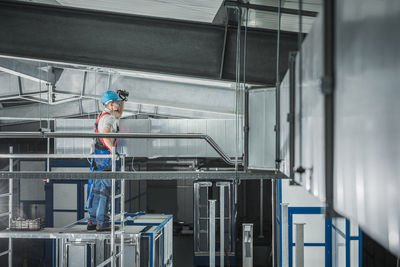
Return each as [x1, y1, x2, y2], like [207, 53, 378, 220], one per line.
[0, 193, 12, 198]
[0, 212, 11, 218]
[114, 194, 122, 199]
[0, 250, 10, 257]
[0, 154, 113, 159]
[0, 132, 240, 165]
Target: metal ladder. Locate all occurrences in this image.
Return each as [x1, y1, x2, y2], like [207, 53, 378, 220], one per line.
[96, 147, 126, 267]
[0, 146, 14, 267]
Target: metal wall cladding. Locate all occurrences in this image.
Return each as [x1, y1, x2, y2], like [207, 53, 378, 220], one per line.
[248, 88, 276, 170]
[279, 72, 291, 177]
[334, 0, 400, 256]
[294, 12, 325, 200]
[55, 119, 241, 158]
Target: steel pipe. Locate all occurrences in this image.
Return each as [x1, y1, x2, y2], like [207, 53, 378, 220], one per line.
[8, 146, 13, 267]
[220, 186, 225, 267]
[0, 132, 241, 165]
[281, 203, 289, 267]
[0, 250, 10, 257]
[120, 153, 126, 267]
[209, 200, 216, 267]
[111, 147, 116, 267]
[0, 154, 113, 159]
[96, 256, 112, 267]
[295, 223, 305, 267]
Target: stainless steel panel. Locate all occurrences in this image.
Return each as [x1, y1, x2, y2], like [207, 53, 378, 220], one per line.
[53, 183, 77, 210]
[67, 243, 87, 267]
[55, 119, 241, 158]
[279, 72, 291, 176]
[248, 88, 276, 170]
[53, 212, 77, 228]
[334, 0, 400, 256]
[294, 12, 325, 200]
[19, 161, 45, 201]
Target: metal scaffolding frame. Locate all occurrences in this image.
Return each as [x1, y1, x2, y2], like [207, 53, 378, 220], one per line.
[0, 146, 129, 267]
[0, 147, 14, 267]
[0, 132, 284, 266]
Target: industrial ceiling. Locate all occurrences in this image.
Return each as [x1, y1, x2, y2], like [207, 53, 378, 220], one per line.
[0, 0, 320, 123]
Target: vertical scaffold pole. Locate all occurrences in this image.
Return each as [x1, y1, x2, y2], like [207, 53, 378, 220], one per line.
[8, 146, 13, 267]
[111, 147, 116, 267]
[120, 153, 126, 267]
[209, 200, 216, 267]
[220, 186, 225, 267]
[281, 203, 289, 267]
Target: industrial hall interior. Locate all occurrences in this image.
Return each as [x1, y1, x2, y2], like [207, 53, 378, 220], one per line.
[0, 0, 398, 266]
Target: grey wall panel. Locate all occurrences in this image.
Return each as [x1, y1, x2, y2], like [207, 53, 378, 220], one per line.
[248, 88, 276, 170]
[294, 12, 325, 200]
[279, 72, 290, 176]
[334, 0, 400, 256]
[55, 119, 241, 158]
[20, 161, 46, 201]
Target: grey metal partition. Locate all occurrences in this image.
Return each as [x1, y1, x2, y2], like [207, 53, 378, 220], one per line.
[294, 12, 325, 200]
[248, 88, 276, 170]
[334, 0, 400, 257]
[279, 72, 291, 177]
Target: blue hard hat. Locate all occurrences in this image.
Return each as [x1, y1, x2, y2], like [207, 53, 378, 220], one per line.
[101, 90, 122, 105]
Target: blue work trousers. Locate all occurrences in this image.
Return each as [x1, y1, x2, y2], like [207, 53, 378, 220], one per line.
[88, 179, 111, 226]
[88, 151, 117, 226]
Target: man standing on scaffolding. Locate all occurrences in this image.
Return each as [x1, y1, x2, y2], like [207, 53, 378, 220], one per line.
[87, 89, 128, 231]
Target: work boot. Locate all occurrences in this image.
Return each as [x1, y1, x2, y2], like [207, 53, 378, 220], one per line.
[87, 221, 96, 230]
[96, 223, 119, 232]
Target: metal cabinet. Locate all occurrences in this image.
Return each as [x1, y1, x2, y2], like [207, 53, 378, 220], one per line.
[193, 181, 236, 265]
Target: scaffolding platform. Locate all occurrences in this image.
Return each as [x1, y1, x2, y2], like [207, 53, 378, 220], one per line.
[0, 213, 173, 267]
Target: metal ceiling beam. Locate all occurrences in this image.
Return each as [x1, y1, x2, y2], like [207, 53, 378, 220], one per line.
[0, 0, 298, 85]
[0, 57, 59, 84]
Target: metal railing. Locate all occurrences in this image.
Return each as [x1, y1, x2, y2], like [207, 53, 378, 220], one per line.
[0, 131, 242, 165]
